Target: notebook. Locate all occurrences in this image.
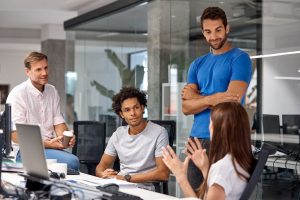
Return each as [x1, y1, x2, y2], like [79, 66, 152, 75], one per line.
[16, 123, 49, 180]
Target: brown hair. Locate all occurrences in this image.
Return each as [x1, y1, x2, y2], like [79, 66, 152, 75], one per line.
[24, 51, 48, 69]
[199, 102, 255, 198]
[200, 7, 227, 29]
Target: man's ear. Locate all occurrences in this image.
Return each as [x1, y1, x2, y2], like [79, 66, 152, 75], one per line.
[226, 25, 230, 34]
[25, 67, 30, 76]
[119, 111, 124, 119]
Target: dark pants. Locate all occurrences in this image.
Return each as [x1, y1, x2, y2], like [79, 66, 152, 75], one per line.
[187, 138, 210, 190]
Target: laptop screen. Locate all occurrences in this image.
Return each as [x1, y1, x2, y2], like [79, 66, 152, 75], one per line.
[16, 123, 49, 180]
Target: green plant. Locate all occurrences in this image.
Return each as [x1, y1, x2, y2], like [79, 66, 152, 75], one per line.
[91, 49, 144, 99]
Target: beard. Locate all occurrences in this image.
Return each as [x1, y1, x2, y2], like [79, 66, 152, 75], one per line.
[208, 34, 228, 50]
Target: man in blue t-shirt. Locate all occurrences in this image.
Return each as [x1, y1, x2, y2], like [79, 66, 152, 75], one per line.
[181, 7, 252, 190]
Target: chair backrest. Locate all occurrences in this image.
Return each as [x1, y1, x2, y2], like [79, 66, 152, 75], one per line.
[240, 143, 274, 200]
[72, 121, 106, 164]
[282, 114, 300, 134]
[150, 120, 176, 147]
[262, 114, 281, 133]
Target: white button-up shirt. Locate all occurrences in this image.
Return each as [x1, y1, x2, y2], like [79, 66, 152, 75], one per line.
[6, 79, 65, 139]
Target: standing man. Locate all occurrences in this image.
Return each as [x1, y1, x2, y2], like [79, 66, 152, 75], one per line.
[96, 86, 169, 191]
[181, 7, 252, 190]
[7, 51, 79, 170]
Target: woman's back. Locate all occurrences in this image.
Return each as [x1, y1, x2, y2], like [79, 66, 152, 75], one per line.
[207, 154, 249, 200]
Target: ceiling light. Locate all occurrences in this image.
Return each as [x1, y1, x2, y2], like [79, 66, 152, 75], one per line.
[250, 50, 300, 59]
[274, 76, 300, 80]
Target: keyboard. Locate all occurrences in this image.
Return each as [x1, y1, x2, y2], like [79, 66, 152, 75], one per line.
[67, 168, 80, 175]
[96, 186, 143, 200]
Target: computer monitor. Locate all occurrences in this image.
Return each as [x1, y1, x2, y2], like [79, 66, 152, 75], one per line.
[0, 103, 12, 158]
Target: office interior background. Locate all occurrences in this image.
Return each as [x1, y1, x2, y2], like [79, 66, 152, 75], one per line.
[0, 0, 300, 199]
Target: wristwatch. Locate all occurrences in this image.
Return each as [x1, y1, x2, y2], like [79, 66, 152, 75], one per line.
[124, 174, 132, 182]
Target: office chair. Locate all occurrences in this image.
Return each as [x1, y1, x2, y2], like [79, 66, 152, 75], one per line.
[73, 121, 106, 176]
[282, 115, 300, 135]
[282, 115, 300, 161]
[240, 143, 275, 200]
[148, 120, 176, 194]
[262, 114, 281, 134]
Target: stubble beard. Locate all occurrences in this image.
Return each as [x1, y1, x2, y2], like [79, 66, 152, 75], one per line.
[209, 34, 227, 51]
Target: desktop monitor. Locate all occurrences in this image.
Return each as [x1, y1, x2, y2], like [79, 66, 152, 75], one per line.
[0, 103, 12, 157]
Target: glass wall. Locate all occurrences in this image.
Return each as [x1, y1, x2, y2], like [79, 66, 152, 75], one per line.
[65, 0, 300, 198]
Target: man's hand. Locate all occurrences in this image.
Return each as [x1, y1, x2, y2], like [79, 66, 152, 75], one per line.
[67, 134, 76, 148]
[181, 85, 200, 100]
[44, 136, 64, 149]
[208, 92, 239, 107]
[101, 168, 118, 178]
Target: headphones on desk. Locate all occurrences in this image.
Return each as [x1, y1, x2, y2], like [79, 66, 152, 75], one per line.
[48, 170, 66, 180]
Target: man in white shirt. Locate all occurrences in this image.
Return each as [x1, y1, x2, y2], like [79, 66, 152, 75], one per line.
[6, 51, 79, 170]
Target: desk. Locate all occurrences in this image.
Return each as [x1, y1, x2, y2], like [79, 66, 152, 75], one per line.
[1, 172, 179, 200]
[265, 157, 300, 175]
[251, 133, 299, 144]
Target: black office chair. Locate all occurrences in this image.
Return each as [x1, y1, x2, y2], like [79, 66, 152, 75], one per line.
[282, 115, 300, 135]
[149, 120, 176, 194]
[150, 120, 176, 148]
[240, 143, 275, 200]
[282, 114, 300, 159]
[262, 114, 281, 134]
[73, 121, 106, 176]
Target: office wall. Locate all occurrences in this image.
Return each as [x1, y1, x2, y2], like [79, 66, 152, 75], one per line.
[0, 50, 29, 92]
[262, 1, 300, 115]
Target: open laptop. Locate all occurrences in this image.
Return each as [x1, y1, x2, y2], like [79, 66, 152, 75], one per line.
[16, 123, 49, 180]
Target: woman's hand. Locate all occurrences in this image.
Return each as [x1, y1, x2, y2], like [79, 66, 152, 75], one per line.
[185, 138, 209, 175]
[162, 145, 190, 183]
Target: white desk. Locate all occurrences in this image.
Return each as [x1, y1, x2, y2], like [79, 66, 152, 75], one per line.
[1, 172, 179, 200]
[265, 157, 300, 174]
[251, 133, 299, 144]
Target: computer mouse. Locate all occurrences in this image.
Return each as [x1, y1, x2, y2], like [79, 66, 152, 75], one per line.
[97, 183, 119, 192]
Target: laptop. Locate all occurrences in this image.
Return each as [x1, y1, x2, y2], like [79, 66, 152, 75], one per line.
[16, 123, 49, 180]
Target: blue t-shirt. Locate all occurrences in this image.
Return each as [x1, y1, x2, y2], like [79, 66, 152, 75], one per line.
[187, 48, 252, 139]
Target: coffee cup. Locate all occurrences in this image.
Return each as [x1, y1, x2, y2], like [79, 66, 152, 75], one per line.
[46, 159, 57, 167]
[62, 130, 73, 148]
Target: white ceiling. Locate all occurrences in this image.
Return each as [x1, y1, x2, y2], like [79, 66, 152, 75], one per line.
[0, 0, 116, 35]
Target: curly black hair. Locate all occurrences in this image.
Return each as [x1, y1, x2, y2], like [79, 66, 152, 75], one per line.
[112, 86, 147, 118]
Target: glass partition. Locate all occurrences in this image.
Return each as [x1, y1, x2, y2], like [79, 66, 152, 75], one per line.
[65, 0, 300, 198]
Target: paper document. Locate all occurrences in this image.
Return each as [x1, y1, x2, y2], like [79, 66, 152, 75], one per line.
[76, 178, 137, 189]
[1, 162, 24, 173]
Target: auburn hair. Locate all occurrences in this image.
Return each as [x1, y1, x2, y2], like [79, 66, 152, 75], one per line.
[198, 102, 255, 198]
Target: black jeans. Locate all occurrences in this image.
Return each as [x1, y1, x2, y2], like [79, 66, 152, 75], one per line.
[187, 137, 210, 190]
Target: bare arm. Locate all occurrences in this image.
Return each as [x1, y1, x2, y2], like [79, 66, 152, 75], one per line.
[181, 84, 210, 115]
[54, 123, 68, 137]
[206, 183, 226, 200]
[12, 129, 64, 149]
[120, 157, 169, 183]
[11, 131, 18, 143]
[182, 81, 247, 115]
[96, 153, 118, 178]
